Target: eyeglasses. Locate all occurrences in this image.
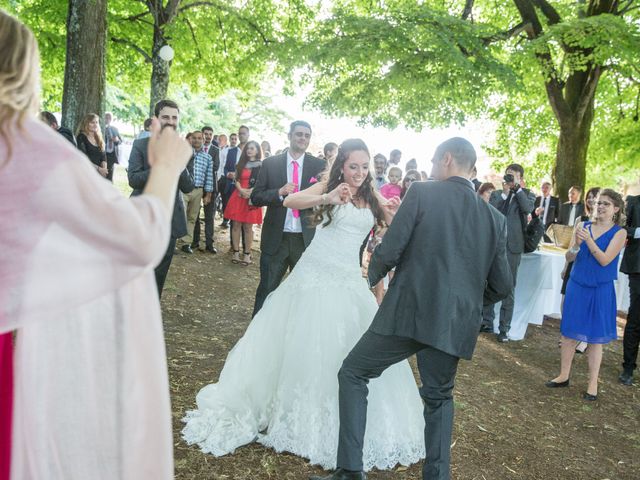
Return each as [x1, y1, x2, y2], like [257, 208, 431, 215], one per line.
[596, 201, 612, 206]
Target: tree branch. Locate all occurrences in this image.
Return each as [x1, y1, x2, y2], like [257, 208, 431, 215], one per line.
[178, 1, 272, 45]
[462, 0, 474, 20]
[531, 0, 562, 24]
[575, 65, 602, 122]
[182, 16, 202, 58]
[110, 36, 153, 63]
[482, 21, 532, 45]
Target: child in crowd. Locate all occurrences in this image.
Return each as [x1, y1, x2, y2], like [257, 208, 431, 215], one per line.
[379, 166, 402, 200]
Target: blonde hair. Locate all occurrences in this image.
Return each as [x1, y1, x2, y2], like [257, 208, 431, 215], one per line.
[0, 10, 41, 162]
[76, 113, 105, 151]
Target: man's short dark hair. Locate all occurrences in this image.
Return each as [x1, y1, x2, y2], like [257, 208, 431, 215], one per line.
[570, 185, 583, 193]
[390, 149, 401, 157]
[434, 137, 477, 170]
[201, 126, 213, 133]
[323, 142, 338, 156]
[289, 120, 312, 135]
[238, 125, 250, 133]
[143, 118, 153, 130]
[40, 111, 57, 128]
[154, 99, 179, 117]
[505, 163, 525, 178]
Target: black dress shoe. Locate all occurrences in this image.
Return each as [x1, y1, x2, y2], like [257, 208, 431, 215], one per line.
[497, 333, 509, 343]
[479, 325, 493, 333]
[309, 469, 367, 480]
[181, 244, 193, 254]
[545, 379, 570, 388]
[619, 370, 633, 386]
[205, 245, 218, 254]
[583, 392, 597, 401]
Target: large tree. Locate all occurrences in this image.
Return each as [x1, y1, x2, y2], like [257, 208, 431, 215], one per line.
[61, 0, 108, 132]
[293, 0, 640, 194]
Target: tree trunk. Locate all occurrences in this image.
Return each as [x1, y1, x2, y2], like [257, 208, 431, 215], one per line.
[149, 27, 171, 116]
[61, 0, 107, 134]
[552, 97, 594, 198]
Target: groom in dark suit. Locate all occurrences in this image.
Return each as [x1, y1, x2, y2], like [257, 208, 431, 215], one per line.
[250, 120, 326, 316]
[128, 99, 194, 297]
[312, 138, 512, 480]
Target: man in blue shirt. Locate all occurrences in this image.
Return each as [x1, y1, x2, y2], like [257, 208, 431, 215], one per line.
[179, 130, 214, 254]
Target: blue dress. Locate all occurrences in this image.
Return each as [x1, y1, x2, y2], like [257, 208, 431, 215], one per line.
[561, 222, 622, 344]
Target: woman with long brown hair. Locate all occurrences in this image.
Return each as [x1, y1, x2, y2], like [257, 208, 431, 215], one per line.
[0, 10, 192, 479]
[183, 139, 425, 471]
[224, 140, 263, 265]
[76, 113, 108, 177]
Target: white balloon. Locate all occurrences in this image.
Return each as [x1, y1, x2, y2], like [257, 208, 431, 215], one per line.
[158, 45, 174, 61]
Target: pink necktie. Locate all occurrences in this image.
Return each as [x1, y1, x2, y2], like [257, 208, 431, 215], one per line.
[292, 160, 300, 218]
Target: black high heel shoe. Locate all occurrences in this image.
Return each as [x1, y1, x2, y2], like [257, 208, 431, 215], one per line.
[545, 379, 570, 388]
[582, 392, 597, 401]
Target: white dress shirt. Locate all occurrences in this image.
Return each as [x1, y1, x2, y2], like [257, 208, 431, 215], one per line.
[568, 203, 576, 226]
[283, 152, 305, 233]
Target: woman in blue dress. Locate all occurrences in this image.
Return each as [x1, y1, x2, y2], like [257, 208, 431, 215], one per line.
[546, 189, 626, 400]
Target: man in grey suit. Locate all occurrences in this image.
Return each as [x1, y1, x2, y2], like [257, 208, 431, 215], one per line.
[128, 99, 194, 297]
[312, 138, 512, 480]
[480, 163, 535, 342]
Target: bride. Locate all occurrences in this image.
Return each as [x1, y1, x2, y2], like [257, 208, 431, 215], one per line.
[182, 139, 425, 470]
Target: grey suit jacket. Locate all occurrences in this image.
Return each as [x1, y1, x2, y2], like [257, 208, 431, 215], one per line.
[621, 195, 640, 274]
[127, 137, 194, 239]
[488, 188, 535, 254]
[368, 177, 512, 360]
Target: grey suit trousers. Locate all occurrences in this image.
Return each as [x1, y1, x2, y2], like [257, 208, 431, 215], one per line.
[482, 251, 522, 334]
[337, 331, 459, 480]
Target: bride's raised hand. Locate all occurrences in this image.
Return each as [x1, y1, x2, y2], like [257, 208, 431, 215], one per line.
[382, 196, 401, 215]
[327, 183, 351, 205]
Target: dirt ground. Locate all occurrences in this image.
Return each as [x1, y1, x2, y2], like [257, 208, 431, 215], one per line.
[155, 216, 639, 480]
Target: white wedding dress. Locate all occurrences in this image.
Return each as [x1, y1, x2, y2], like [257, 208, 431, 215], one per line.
[182, 203, 425, 470]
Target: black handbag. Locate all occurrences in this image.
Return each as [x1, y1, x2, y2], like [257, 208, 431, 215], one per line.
[519, 213, 545, 253]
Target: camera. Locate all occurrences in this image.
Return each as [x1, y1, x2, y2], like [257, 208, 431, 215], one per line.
[503, 173, 514, 183]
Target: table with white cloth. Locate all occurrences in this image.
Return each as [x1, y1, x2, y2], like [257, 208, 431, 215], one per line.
[491, 247, 630, 341]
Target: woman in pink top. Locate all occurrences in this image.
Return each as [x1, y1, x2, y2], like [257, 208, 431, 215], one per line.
[379, 166, 402, 200]
[0, 11, 191, 479]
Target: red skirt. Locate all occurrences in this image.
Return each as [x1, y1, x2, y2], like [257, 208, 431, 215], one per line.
[224, 190, 263, 225]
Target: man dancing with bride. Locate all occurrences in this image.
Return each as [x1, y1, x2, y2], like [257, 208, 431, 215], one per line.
[182, 137, 426, 470]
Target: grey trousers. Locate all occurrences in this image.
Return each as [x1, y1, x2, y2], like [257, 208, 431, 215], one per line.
[482, 251, 522, 334]
[337, 331, 459, 480]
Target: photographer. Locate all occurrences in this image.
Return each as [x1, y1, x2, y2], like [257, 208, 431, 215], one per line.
[480, 163, 535, 342]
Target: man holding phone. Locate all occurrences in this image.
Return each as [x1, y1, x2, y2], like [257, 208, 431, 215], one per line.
[480, 164, 535, 341]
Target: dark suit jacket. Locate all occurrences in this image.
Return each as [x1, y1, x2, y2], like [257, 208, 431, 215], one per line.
[488, 188, 535, 254]
[558, 201, 585, 226]
[532, 195, 559, 229]
[368, 177, 512, 360]
[57, 126, 77, 147]
[127, 137, 194, 239]
[222, 146, 241, 195]
[621, 195, 640, 274]
[472, 178, 482, 191]
[250, 152, 326, 255]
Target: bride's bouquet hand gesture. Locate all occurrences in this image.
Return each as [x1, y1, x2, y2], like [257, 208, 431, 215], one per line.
[326, 183, 352, 205]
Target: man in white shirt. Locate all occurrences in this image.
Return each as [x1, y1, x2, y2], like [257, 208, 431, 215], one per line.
[533, 181, 559, 241]
[558, 185, 584, 226]
[250, 120, 326, 316]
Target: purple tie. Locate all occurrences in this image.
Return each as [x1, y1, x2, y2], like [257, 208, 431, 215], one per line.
[292, 160, 300, 218]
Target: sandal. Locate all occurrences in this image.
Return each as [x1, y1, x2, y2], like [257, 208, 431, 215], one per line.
[241, 251, 252, 266]
[231, 250, 240, 264]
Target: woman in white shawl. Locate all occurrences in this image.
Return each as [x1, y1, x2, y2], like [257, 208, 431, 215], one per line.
[0, 10, 192, 479]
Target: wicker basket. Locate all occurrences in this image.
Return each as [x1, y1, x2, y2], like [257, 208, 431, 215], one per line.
[547, 224, 574, 249]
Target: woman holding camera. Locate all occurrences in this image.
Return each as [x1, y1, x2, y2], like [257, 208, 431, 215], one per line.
[546, 189, 626, 400]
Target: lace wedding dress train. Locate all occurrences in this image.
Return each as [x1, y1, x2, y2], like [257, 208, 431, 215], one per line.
[182, 203, 425, 470]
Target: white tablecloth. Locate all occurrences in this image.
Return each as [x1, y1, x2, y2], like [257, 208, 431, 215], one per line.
[492, 249, 630, 340]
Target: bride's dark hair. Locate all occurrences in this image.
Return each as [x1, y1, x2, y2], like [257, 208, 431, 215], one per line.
[312, 138, 385, 228]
